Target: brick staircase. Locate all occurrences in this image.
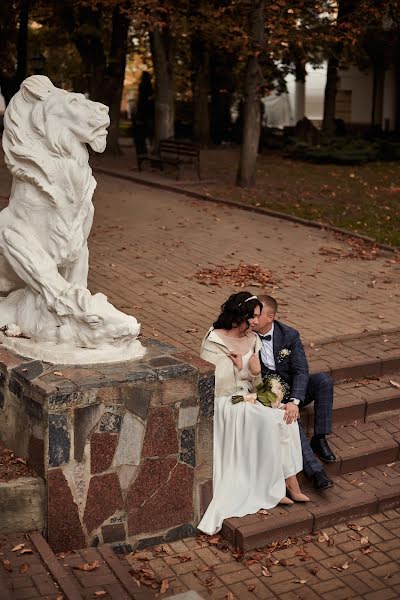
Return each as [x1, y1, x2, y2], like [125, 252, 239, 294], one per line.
[221, 330, 400, 551]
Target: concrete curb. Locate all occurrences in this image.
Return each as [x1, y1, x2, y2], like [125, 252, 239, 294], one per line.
[94, 167, 398, 254]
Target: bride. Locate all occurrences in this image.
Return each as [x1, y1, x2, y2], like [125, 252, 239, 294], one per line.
[197, 291, 308, 536]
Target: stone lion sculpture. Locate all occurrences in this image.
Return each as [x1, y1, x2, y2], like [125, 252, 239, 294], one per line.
[0, 75, 144, 363]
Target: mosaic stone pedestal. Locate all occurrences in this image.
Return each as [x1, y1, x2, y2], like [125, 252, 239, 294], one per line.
[0, 340, 214, 552]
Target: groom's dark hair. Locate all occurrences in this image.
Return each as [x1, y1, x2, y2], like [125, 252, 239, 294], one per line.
[258, 294, 278, 315]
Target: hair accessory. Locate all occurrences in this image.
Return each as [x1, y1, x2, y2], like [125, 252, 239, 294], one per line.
[238, 295, 258, 307]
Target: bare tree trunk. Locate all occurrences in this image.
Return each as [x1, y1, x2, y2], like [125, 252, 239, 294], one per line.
[322, 56, 339, 135]
[101, 5, 130, 154]
[371, 61, 385, 130]
[192, 37, 210, 146]
[236, 0, 265, 188]
[294, 61, 306, 123]
[322, 0, 359, 135]
[395, 51, 400, 132]
[150, 27, 175, 149]
[62, 2, 129, 154]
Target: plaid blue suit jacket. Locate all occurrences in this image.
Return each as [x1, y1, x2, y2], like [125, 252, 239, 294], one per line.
[260, 320, 309, 404]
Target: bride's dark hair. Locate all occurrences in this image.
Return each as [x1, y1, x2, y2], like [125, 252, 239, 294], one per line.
[213, 291, 262, 330]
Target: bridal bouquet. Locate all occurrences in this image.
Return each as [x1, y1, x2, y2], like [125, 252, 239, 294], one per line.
[232, 374, 289, 408]
[256, 374, 290, 407]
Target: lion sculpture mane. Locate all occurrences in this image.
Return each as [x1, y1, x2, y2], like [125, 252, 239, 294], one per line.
[0, 75, 144, 363]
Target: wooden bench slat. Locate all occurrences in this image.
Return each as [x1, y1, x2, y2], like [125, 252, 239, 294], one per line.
[137, 139, 201, 180]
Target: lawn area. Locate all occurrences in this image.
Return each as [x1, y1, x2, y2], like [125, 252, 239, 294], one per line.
[199, 148, 400, 247]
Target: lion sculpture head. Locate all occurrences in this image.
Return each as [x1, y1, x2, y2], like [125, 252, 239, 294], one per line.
[2, 75, 109, 200]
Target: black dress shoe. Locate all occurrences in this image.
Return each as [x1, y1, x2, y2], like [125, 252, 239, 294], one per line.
[313, 470, 333, 490]
[310, 437, 336, 463]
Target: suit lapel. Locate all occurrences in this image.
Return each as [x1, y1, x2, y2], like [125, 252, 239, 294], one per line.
[272, 322, 283, 367]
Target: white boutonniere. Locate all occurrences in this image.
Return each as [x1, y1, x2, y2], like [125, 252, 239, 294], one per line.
[278, 348, 291, 362]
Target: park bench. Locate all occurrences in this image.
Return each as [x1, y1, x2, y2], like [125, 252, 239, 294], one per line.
[137, 139, 201, 180]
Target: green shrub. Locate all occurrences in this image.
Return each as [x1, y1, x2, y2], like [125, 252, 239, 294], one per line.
[286, 137, 381, 164]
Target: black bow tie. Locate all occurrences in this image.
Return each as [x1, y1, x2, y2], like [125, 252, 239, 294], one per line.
[260, 334, 272, 341]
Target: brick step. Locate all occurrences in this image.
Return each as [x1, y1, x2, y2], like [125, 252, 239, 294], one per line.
[221, 461, 400, 551]
[303, 371, 400, 430]
[307, 332, 400, 384]
[321, 418, 400, 476]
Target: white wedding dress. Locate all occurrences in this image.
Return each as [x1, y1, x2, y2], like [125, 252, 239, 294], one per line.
[198, 331, 303, 536]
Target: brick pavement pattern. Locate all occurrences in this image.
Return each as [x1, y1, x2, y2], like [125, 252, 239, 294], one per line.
[86, 171, 400, 352]
[1, 155, 400, 354]
[126, 509, 400, 600]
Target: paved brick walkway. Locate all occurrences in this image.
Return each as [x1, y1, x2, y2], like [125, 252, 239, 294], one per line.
[2, 512, 399, 599]
[2, 151, 400, 354]
[87, 168, 400, 352]
[126, 509, 400, 599]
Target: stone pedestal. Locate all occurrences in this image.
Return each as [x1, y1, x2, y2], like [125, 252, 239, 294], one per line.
[0, 341, 214, 552]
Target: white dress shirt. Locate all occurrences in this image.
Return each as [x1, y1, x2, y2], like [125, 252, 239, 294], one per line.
[259, 323, 276, 370]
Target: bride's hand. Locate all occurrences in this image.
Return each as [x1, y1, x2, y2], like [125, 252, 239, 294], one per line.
[228, 352, 243, 371]
[249, 353, 261, 376]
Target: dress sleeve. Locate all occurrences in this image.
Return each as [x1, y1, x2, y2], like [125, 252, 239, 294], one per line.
[200, 339, 238, 394]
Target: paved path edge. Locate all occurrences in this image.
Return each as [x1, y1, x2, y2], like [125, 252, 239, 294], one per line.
[28, 531, 82, 600]
[94, 167, 398, 254]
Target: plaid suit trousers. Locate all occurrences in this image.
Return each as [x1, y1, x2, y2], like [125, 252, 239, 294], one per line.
[299, 372, 334, 477]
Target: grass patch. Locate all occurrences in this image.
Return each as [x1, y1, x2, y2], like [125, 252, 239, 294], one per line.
[199, 149, 400, 247]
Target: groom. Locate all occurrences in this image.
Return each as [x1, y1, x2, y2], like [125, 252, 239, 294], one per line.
[254, 294, 335, 490]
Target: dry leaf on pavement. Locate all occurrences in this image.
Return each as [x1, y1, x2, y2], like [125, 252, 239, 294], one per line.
[294, 579, 308, 584]
[129, 551, 151, 561]
[94, 593, 107, 597]
[11, 543, 25, 552]
[226, 593, 234, 600]
[317, 531, 330, 543]
[389, 380, 400, 389]
[332, 561, 349, 572]
[348, 523, 363, 532]
[208, 536, 220, 544]
[261, 566, 272, 577]
[177, 554, 192, 562]
[3, 559, 12, 571]
[75, 560, 100, 571]
[160, 579, 170, 594]
[19, 563, 29, 574]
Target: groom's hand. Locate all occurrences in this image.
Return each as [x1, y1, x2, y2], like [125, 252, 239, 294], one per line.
[284, 402, 299, 424]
